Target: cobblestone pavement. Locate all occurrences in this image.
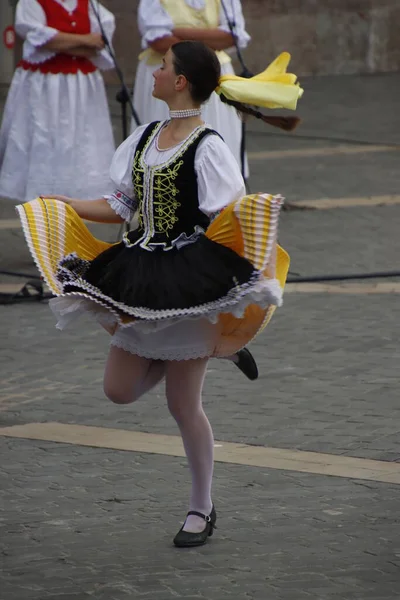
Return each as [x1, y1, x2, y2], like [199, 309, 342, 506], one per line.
[0, 73, 400, 599]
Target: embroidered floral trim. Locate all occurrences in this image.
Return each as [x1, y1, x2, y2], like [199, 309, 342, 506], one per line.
[106, 190, 138, 222]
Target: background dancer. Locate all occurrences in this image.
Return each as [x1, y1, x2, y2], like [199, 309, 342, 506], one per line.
[0, 0, 116, 203]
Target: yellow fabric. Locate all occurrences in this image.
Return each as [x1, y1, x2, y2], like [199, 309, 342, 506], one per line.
[16, 198, 114, 295]
[216, 52, 304, 110]
[16, 193, 289, 357]
[206, 194, 290, 355]
[140, 0, 230, 66]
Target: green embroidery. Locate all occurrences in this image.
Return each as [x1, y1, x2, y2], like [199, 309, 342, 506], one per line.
[131, 123, 206, 247]
[153, 160, 184, 235]
[132, 149, 144, 229]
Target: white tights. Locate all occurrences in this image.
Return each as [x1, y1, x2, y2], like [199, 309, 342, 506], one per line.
[103, 346, 213, 533]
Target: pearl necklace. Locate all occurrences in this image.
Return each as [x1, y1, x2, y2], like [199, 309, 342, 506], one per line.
[169, 108, 202, 119]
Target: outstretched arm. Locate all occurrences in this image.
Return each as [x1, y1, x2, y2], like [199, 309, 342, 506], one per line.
[50, 196, 124, 224]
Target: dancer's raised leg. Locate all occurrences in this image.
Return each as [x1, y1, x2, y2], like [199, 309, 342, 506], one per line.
[104, 345, 165, 404]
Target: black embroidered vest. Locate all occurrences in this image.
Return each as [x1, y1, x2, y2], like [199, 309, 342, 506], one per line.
[126, 121, 220, 251]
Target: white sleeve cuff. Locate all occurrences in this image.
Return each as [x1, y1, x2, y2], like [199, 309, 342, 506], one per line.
[22, 27, 58, 63]
[142, 27, 173, 48]
[218, 25, 251, 49]
[106, 191, 138, 223]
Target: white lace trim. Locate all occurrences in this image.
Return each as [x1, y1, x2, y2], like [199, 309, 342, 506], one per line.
[106, 193, 136, 223]
[49, 275, 283, 333]
[56, 254, 282, 321]
[110, 335, 212, 361]
[122, 224, 205, 252]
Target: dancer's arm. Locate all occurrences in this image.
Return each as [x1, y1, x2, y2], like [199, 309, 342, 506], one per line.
[15, 0, 104, 62]
[49, 196, 124, 224]
[42, 32, 105, 52]
[63, 47, 98, 58]
[148, 35, 181, 54]
[138, 0, 180, 54]
[172, 28, 234, 51]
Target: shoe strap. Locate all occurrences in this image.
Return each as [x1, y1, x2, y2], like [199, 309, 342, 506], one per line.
[186, 509, 217, 529]
[187, 510, 211, 523]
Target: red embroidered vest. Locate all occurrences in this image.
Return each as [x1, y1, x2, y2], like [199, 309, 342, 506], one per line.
[19, 0, 97, 75]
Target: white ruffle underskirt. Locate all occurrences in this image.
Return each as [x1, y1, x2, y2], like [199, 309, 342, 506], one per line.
[49, 276, 283, 360]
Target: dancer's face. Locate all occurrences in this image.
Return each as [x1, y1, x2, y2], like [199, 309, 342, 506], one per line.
[152, 49, 188, 102]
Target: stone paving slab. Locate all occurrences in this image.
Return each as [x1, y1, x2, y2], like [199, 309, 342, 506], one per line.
[1, 437, 399, 600]
[0, 288, 399, 462]
[1, 71, 400, 600]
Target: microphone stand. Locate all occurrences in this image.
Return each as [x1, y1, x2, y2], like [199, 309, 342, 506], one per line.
[89, 0, 140, 237]
[220, 0, 253, 188]
[89, 0, 141, 138]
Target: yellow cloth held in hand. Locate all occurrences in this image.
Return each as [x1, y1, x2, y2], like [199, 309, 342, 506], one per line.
[216, 52, 304, 111]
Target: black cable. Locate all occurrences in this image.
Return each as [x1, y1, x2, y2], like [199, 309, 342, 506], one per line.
[250, 128, 400, 149]
[287, 271, 400, 284]
[0, 270, 41, 280]
[89, 0, 141, 128]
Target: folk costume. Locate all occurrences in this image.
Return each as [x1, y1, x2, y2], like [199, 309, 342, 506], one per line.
[0, 0, 115, 202]
[16, 53, 303, 360]
[132, 0, 250, 171]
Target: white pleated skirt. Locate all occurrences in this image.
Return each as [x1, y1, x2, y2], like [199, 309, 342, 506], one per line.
[131, 59, 248, 175]
[0, 68, 115, 202]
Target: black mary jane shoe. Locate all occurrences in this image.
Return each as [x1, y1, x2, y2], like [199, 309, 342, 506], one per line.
[234, 348, 259, 381]
[173, 506, 217, 548]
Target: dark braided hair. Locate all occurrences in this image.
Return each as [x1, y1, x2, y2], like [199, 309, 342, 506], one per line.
[219, 95, 301, 131]
[171, 41, 221, 104]
[171, 41, 300, 131]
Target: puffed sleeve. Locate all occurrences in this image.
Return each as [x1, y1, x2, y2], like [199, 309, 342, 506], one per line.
[218, 0, 250, 49]
[137, 0, 174, 49]
[195, 134, 246, 218]
[15, 0, 58, 64]
[104, 125, 148, 222]
[89, 2, 116, 70]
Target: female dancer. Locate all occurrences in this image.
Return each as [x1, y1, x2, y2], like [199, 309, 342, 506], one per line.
[17, 41, 302, 547]
[132, 0, 250, 172]
[0, 0, 115, 202]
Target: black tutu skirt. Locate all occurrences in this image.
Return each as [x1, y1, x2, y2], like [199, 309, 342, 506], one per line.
[16, 196, 289, 358]
[60, 230, 257, 313]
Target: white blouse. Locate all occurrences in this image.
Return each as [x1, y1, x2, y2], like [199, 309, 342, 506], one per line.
[138, 0, 250, 50]
[106, 122, 246, 223]
[15, 0, 115, 69]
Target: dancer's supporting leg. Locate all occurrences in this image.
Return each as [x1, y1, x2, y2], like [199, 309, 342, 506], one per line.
[165, 358, 214, 533]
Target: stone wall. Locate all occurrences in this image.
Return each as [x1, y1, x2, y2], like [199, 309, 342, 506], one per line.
[2, 0, 399, 84]
[100, 0, 400, 84]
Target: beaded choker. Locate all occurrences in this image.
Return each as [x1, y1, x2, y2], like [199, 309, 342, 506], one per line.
[169, 108, 202, 119]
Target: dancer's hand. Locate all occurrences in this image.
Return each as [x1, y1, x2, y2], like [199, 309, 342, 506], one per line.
[44, 195, 75, 205]
[65, 47, 97, 59]
[82, 33, 105, 50]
